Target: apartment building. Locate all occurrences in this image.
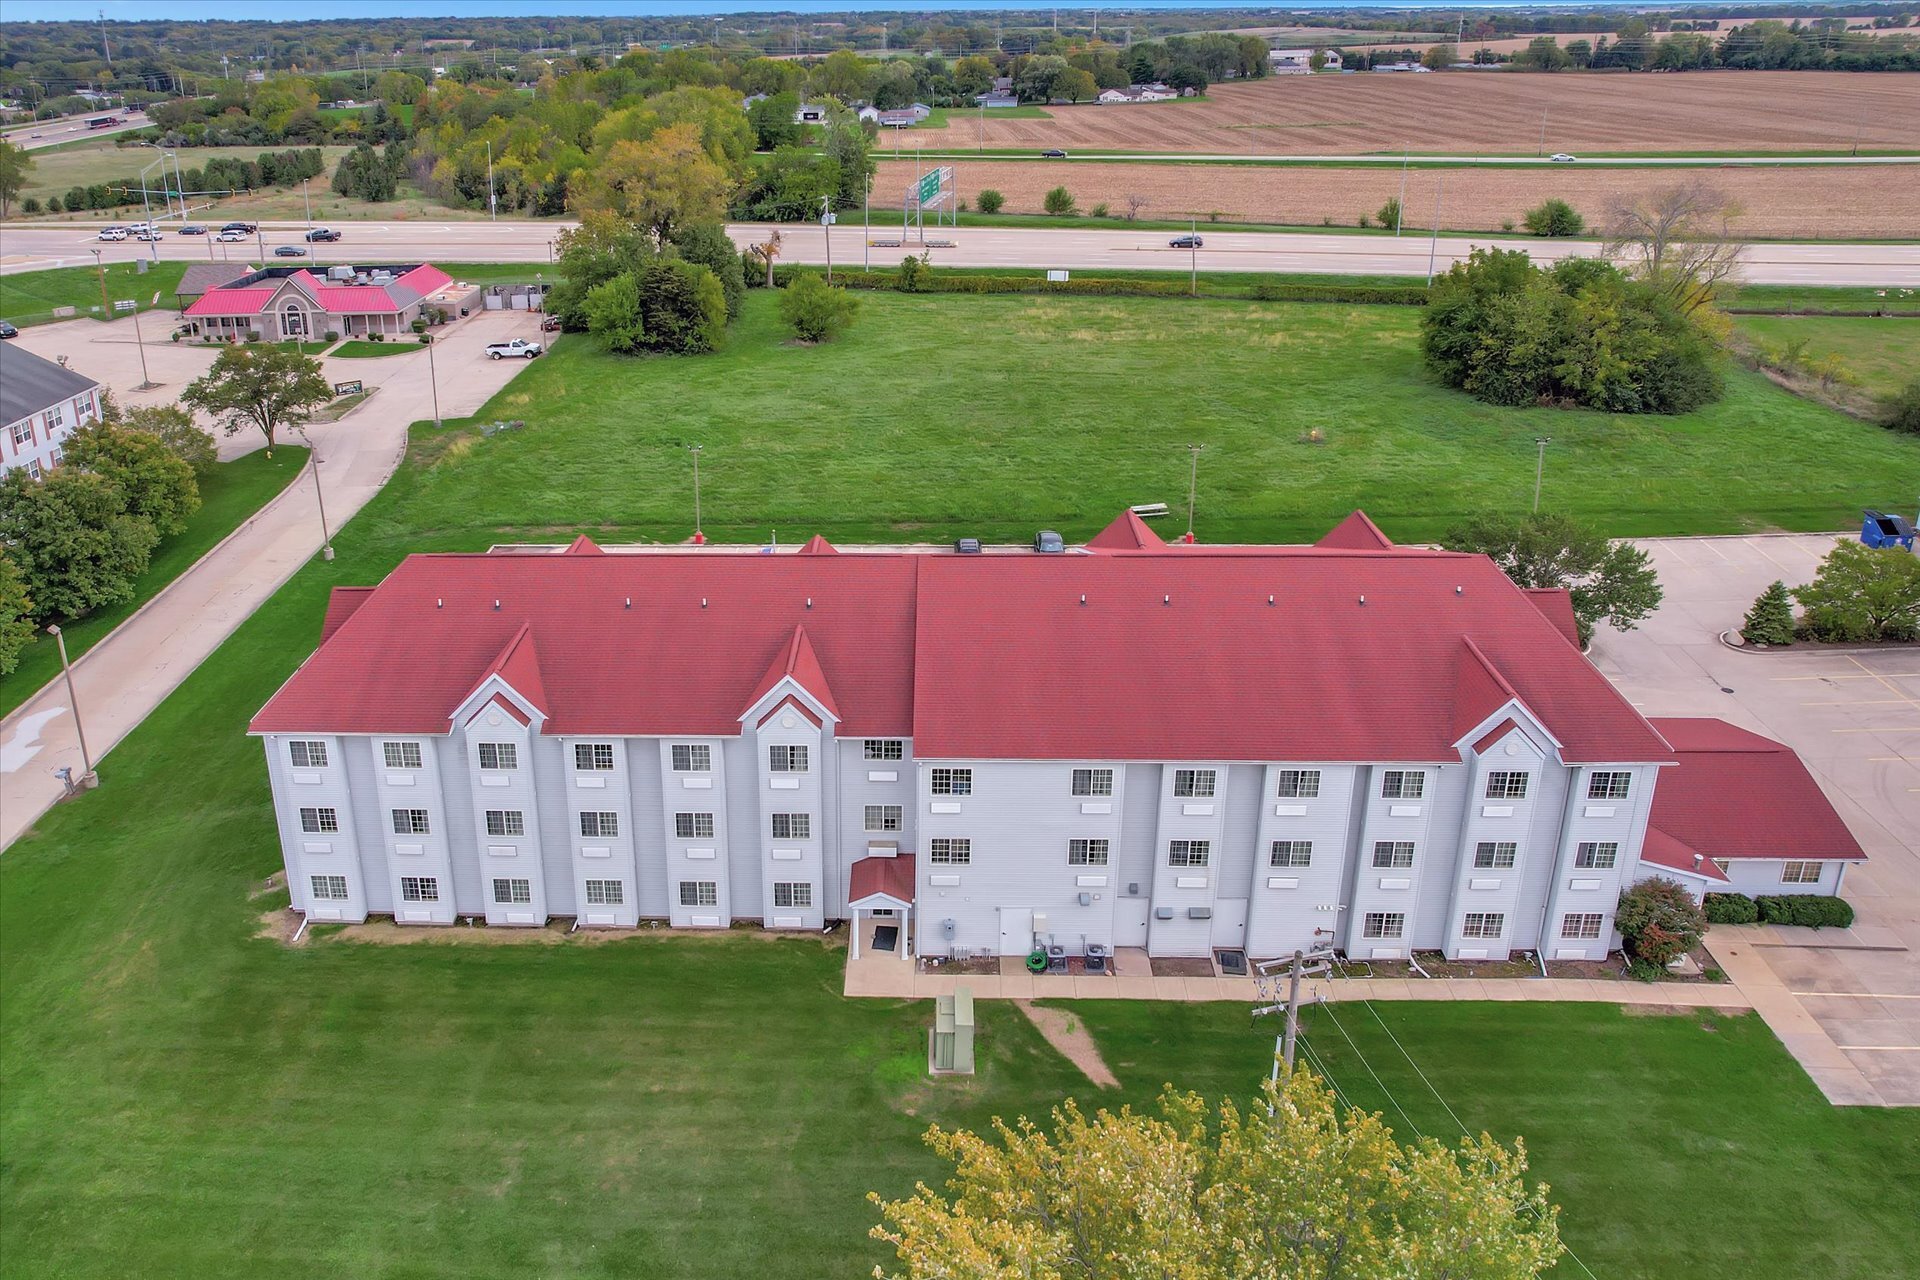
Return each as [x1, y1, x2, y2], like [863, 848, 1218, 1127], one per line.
[0, 344, 103, 479]
[251, 512, 1863, 963]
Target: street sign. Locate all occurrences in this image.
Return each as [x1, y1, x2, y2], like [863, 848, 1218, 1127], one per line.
[333, 379, 363, 397]
[917, 169, 941, 206]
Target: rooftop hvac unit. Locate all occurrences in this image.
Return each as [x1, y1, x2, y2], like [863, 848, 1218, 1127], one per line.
[354, 273, 371, 286]
[326, 265, 354, 282]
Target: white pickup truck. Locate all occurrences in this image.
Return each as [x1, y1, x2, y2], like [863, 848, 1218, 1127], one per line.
[484, 338, 544, 360]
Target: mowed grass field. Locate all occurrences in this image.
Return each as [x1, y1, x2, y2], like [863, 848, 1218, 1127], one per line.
[909, 70, 1920, 155]
[0, 258, 187, 324]
[17, 140, 358, 201]
[1734, 314, 1920, 398]
[401, 292, 1914, 546]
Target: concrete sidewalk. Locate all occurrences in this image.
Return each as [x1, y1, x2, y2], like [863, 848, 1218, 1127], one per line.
[0, 310, 551, 851]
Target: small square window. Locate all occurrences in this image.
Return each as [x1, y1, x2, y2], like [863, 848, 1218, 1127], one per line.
[1575, 842, 1618, 870]
[930, 767, 972, 795]
[299, 807, 338, 834]
[478, 742, 517, 770]
[1270, 840, 1312, 868]
[1168, 839, 1210, 867]
[575, 743, 614, 771]
[1372, 841, 1414, 869]
[382, 741, 423, 770]
[1381, 770, 1425, 800]
[863, 739, 904, 761]
[1462, 912, 1505, 940]
[1473, 841, 1517, 869]
[773, 881, 813, 909]
[1071, 768, 1114, 797]
[580, 811, 619, 839]
[671, 744, 711, 772]
[772, 813, 811, 841]
[864, 804, 902, 832]
[492, 878, 531, 905]
[679, 880, 718, 907]
[1276, 769, 1320, 799]
[391, 809, 430, 835]
[1173, 769, 1216, 798]
[1068, 838, 1110, 865]
[585, 879, 624, 906]
[289, 740, 328, 769]
[1363, 912, 1405, 939]
[1561, 912, 1605, 940]
[1485, 771, 1529, 800]
[769, 744, 809, 773]
[928, 838, 971, 865]
[1588, 772, 1632, 801]
[401, 876, 439, 902]
[485, 810, 525, 837]
[674, 812, 713, 840]
[310, 874, 349, 901]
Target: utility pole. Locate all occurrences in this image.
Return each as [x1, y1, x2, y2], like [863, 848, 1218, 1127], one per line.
[426, 332, 443, 428]
[1396, 146, 1409, 235]
[1189, 216, 1198, 296]
[1281, 951, 1305, 1069]
[1425, 171, 1446, 285]
[90, 248, 110, 318]
[1532, 436, 1553, 511]
[1253, 937, 1334, 1111]
[47, 625, 97, 788]
[486, 140, 496, 221]
[821, 195, 834, 282]
[99, 8, 112, 65]
[128, 299, 156, 391]
[1183, 443, 1201, 543]
[689, 444, 705, 544]
[1537, 106, 1549, 158]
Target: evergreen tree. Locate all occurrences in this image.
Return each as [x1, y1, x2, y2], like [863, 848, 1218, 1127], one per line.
[1741, 580, 1796, 646]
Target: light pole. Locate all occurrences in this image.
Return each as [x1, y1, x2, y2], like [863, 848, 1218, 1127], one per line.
[1189, 216, 1198, 297]
[296, 429, 335, 560]
[1537, 106, 1549, 158]
[1184, 443, 1202, 543]
[1425, 171, 1446, 286]
[1532, 436, 1552, 512]
[821, 194, 833, 282]
[486, 140, 496, 221]
[425, 332, 443, 428]
[690, 444, 705, 545]
[1395, 146, 1408, 235]
[302, 177, 312, 231]
[46, 625, 96, 788]
[126, 296, 156, 390]
[89, 248, 110, 318]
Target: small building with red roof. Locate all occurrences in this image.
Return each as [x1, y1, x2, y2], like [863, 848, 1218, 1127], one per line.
[182, 262, 459, 342]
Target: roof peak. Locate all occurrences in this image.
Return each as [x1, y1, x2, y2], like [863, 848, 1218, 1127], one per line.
[1315, 510, 1394, 551]
[1087, 509, 1167, 551]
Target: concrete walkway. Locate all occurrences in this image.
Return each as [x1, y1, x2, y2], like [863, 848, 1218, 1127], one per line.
[0, 310, 550, 851]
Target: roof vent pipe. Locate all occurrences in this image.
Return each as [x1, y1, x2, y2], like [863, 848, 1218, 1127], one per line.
[1693, 853, 1703, 869]
[1079, 594, 1086, 606]
[806, 597, 813, 609]
[436, 598, 443, 609]
[624, 597, 631, 609]
[1358, 595, 1366, 606]
[1268, 594, 1274, 606]
[1163, 594, 1170, 606]
[1456, 585, 1464, 595]
[700, 598, 708, 609]
[493, 599, 501, 611]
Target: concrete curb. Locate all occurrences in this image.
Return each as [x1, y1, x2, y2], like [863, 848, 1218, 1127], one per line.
[1716, 628, 1913, 658]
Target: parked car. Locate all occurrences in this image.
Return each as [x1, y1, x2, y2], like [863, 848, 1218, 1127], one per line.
[273, 245, 308, 257]
[1549, 153, 1577, 163]
[1170, 234, 1204, 249]
[220, 221, 256, 234]
[485, 338, 544, 360]
[0, 321, 18, 340]
[304, 227, 340, 242]
[177, 223, 207, 235]
[1040, 148, 1068, 158]
[215, 228, 248, 242]
[954, 537, 983, 555]
[97, 226, 127, 241]
[1033, 530, 1065, 554]
[539, 314, 562, 332]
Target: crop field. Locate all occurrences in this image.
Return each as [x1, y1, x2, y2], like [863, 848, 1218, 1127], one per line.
[906, 71, 1920, 156]
[903, 159, 1920, 239]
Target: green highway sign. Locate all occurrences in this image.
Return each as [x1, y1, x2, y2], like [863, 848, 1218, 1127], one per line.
[917, 170, 941, 205]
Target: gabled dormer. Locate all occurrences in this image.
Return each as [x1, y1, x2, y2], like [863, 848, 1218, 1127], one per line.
[1451, 638, 1563, 766]
[738, 624, 841, 729]
[449, 622, 549, 733]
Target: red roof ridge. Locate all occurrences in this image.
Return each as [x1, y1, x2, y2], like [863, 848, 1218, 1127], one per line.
[461, 621, 548, 717]
[1453, 637, 1526, 742]
[319, 586, 376, 643]
[799, 534, 839, 555]
[1315, 510, 1394, 551]
[1087, 509, 1167, 551]
[743, 623, 841, 721]
[564, 534, 606, 555]
[1522, 587, 1581, 648]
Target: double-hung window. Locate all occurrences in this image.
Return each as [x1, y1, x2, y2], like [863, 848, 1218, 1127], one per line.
[1380, 770, 1425, 800]
[299, 807, 338, 834]
[864, 804, 902, 832]
[1276, 769, 1320, 799]
[383, 741, 423, 770]
[1561, 913, 1605, 940]
[575, 743, 614, 771]
[768, 744, 809, 773]
[1372, 841, 1414, 869]
[930, 767, 971, 795]
[673, 812, 711, 840]
[1363, 912, 1405, 939]
[310, 874, 348, 901]
[580, 811, 620, 839]
[391, 809, 430, 835]
[928, 838, 971, 865]
[1071, 768, 1113, 797]
[1485, 771, 1529, 800]
[1588, 772, 1632, 801]
[478, 742, 517, 771]
[1168, 840, 1210, 867]
[1173, 769, 1216, 798]
[671, 744, 710, 772]
[1068, 838, 1110, 866]
[492, 878, 531, 905]
[1270, 840, 1312, 868]
[401, 876, 439, 902]
[679, 881, 718, 907]
[1462, 912, 1505, 939]
[485, 810, 525, 837]
[863, 739, 904, 761]
[288, 740, 328, 769]
[1781, 861, 1823, 884]
[1473, 841, 1517, 869]
[1575, 842, 1618, 870]
[772, 813, 811, 841]
[585, 879, 624, 906]
[773, 882, 813, 909]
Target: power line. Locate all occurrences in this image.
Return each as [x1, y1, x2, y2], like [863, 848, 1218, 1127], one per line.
[1317, 1001, 1424, 1140]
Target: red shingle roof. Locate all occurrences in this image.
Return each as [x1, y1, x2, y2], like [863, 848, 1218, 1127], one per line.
[743, 625, 840, 721]
[1639, 825, 1731, 882]
[799, 534, 838, 555]
[319, 587, 375, 643]
[1315, 510, 1394, 550]
[1646, 718, 1867, 862]
[849, 855, 916, 905]
[1087, 509, 1165, 551]
[1523, 588, 1581, 648]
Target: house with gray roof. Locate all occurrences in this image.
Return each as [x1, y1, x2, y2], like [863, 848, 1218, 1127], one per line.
[0, 344, 103, 479]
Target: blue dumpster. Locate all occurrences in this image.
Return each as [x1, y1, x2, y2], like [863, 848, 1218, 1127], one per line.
[1861, 510, 1916, 551]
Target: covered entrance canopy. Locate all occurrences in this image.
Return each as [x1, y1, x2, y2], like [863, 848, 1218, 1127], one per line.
[848, 854, 914, 960]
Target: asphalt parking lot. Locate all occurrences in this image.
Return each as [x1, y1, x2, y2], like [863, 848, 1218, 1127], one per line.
[1594, 534, 1920, 1104]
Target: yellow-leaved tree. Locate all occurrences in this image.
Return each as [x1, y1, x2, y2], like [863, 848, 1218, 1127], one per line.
[870, 1066, 1562, 1280]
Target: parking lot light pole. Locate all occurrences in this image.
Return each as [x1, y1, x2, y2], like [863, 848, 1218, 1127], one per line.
[1184, 443, 1202, 544]
[690, 444, 705, 545]
[1190, 217, 1198, 297]
[296, 430, 335, 561]
[89, 248, 110, 317]
[127, 298, 156, 390]
[426, 333, 443, 428]
[1533, 436, 1553, 512]
[46, 625, 97, 788]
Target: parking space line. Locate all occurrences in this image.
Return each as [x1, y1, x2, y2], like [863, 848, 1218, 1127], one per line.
[1794, 991, 1920, 999]
[1771, 673, 1920, 682]
[1802, 698, 1917, 707]
[1847, 656, 1920, 709]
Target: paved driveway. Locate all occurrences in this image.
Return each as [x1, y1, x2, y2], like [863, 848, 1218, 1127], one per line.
[1592, 534, 1920, 1105]
[0, 309, 552, 850]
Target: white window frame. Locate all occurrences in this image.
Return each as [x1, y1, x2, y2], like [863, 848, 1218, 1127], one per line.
[1071, 767, 1114, 797]
[585, 879, 624, 906]
[673, 812, 712, 839]
[1484, 771, 1530, 800]
[492, 877, 532, 905]
[391, 808, 430, 835]
[863, 739, 904, 761]
[478, 742, 517, 771]
[671, 743, 711, 772]
[863, 804, 902, 832]
[1363, 911, 1405, 939]
[288, 740, 328, 769]
[382, 741, 423, 770]
[1067, 838, 1110, 866]
[401, 876, 439, 902]
[1381, 770, 1425, 800]
[485, 810, 525, 837]
[1574, 841, 1618, 870]
[8, 421, 30, 447]
[772, 812, 811, 841]
[679, 880, 718, 907]
[299, 807, 338, 834]
[768, 744, 810, 773]
[310, 874, 349, 901]
[581, 811, 620, 839]
[1276, 769, 1321, 799]
[1372, 841, 1414, 869]
[1781, 861, 1823, 884]
[1462, 912, 1505, 939]
[930, 767, 971, 795]
[773, 881, 813, 909]
[1561, 912, 1605, 940]
[575, 742, 615, 771]
[1168, 839, 1211, 867]
[1172, 768, 1216, 798]
[1473, 841, 1517, 869]
[1270, 840, 1312, 868]
[928, 838, 971, 865]
[1588, 771, 1632, 801]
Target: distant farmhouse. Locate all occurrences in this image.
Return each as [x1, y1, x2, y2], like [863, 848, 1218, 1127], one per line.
[1098, 82, 1178, 104]
[858, 103, 932, 128]
[1270, 48, 1342, 74]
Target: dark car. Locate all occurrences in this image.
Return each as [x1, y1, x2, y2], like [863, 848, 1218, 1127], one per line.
[0, 321, 18, 340]
[273, 245, 308, 258]
[540, 314, 562, 332]
[1033, 530, 1065, 554]
[304, 227, 340, 242]
[1170, 234, 1204, 249]
[177, 223, 207, 235]
[1040, 148, 1068, 158]
[954, 537, 982, 555]
[221, 221, 256, 234]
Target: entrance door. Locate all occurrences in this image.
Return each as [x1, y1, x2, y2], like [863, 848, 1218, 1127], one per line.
[1211, 899, 1250, 949]
[1113, 898, 1150, 948]
[997, 907, 1033, 956]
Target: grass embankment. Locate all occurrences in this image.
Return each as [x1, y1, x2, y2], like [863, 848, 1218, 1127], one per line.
[0, 447, 308, 718]
[1733, 315, 1920, 399]
[400, 291, 1915, 545]
[0, 258, 188, 326]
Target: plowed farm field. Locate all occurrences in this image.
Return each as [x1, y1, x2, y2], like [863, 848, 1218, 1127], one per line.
[907, 71, 1920, 155]
[887, 160, 1920, 239]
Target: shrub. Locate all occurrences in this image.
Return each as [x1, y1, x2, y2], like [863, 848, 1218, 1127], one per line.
[1376, 197, 1402, 231]
[1522, 198, 1586, 237]
[1793, 542, 1920, 643]
[45, 196, 62, 213]
[1615, 877, 1706, 967]
[1741, 580, 1796, 647]
[1626, 958, 1668, 983]
[976, 188, 1005, 215]
[418, 333, 430, 344]
[323, 330, 339, 343]
[1756, 895, 1855, 929]
[1500, 218, 1515, 232]
[896, 253, 932, 293]
[21, 197, 40, 214]
[1089, 202, 1110, 218]
[1042, 186, 1076, 216]
[778, 271, 859, 343]
[1882, 378, 1920, 435]
[1703, 892, 1758, 925]
[244, 330, 262, 343]
[411, 318, 427, 333]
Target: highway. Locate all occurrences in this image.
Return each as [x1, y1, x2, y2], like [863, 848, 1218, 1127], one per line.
[2, 111, 150, 151]
[916, 150, 1920, 167]
[4, 220, 1919, 288]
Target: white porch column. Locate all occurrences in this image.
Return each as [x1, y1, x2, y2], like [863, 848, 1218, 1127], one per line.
[851, 905, 861, 960]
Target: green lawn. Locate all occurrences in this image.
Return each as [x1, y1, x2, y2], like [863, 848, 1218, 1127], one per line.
[0, 447, 307, 718]
[400, 292, 1915, 546]
[0, 258, 188, 326]
[329, 338, 424, 358]
[18, 141, 358, 201]
[1734, 315, 1920, 399]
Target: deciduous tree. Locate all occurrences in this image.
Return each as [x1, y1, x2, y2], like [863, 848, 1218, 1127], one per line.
[573, 122, 732, 243]
[870, 1069, 1563, 1280]
[1615, 877, 1706, 968]
[0, 551, 34, 676]
[1793, 541, 1920, 642]
[181, 345, 333, 457]
[1442, 511, 1663, 646]
[1603, 180, 1745, 315]
[0, 139, 32, 219]
[63, 421, 200, 538]
[0, 469, 158, 622]
[113, 403, 218, 478]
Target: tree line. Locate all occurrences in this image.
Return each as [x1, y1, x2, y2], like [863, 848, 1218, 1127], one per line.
[18, 147, 324, 215]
